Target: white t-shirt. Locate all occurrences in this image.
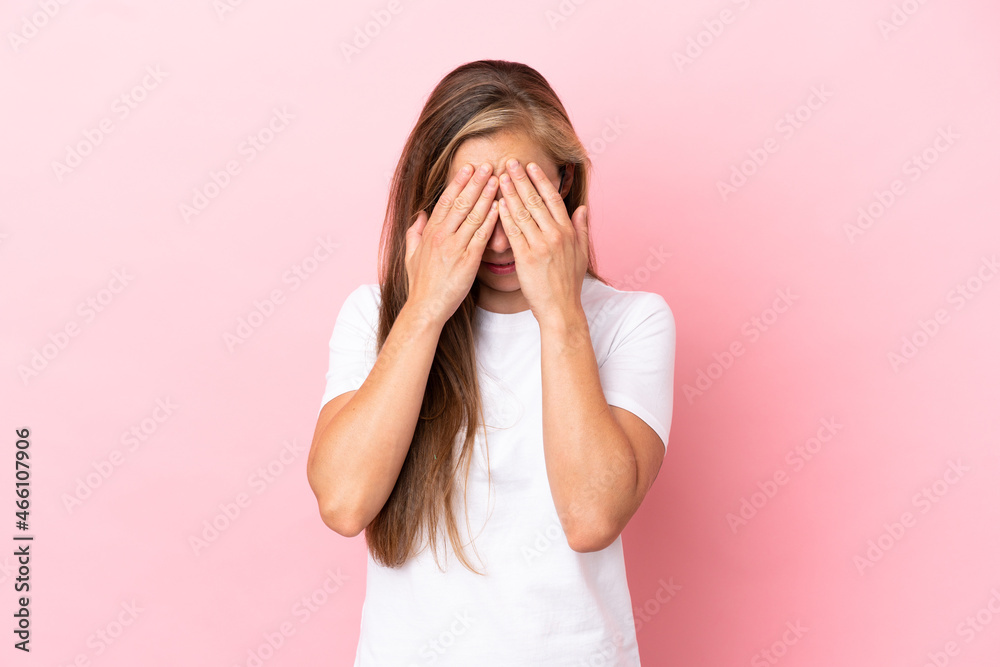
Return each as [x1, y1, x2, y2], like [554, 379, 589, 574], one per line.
[319, 274, 676, 666]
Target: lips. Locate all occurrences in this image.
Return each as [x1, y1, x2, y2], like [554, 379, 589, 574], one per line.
[486, 260, 514, 266]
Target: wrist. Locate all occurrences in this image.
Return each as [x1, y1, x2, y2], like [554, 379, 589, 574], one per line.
[399, 299, 448, 336]
[537, 303, 589, 339]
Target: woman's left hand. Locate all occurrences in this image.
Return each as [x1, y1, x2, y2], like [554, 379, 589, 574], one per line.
[496, 159, 590, 326]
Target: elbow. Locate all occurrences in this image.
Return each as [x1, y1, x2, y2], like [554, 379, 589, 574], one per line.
[565, 516, 621, 553]
[308, 473, 368, 537]
[317, 500, 368, 538]
[307, 460, 368, 537]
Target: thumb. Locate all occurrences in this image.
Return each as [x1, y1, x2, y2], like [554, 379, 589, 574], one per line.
[405, 209, 428, 259]
[573, 205, 589, 254]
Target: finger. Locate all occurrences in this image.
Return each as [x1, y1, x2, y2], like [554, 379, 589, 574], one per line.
[498, 197, 531, 257]
[573, 204, 590, 258]
[498, 171, 543, 248]
[454, 174, 500, 248]
[505, 159, 556, 232]
[466, 199, 500, 257]
[427, 163, 475, 228]
[441, 162, 494, 234]
[405, 209, 428, 261]
[526, 162, 571, 226]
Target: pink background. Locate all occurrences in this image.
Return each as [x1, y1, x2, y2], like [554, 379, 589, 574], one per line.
[3, 0, 1000, 665]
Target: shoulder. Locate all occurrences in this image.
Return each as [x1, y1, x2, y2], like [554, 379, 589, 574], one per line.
[357, 283, 382, 306]
[336, 282, 382, 326]
[582, 275, 674, 334]
[343, 282, 382, 307]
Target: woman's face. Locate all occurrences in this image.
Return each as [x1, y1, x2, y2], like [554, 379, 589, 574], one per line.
[446, 130, 565, 314]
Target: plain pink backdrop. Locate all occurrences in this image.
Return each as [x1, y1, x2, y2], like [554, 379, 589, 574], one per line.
[3, 0, 999, 665]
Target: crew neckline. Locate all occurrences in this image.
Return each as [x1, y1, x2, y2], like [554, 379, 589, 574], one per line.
[474, 303, 538, 331]
[474, 276, 596, 331]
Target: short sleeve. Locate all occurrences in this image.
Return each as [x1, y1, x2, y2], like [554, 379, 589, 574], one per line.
[598, 292, 676, 456]
[318, 284, 380, 416]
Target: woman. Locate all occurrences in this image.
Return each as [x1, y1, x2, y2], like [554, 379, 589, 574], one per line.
[307, 59, 676, 666]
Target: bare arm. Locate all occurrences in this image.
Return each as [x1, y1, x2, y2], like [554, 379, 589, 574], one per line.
[492, 157, 666, 552]
[539, 309, 664, 553]
[306, 301, 446, 537]
[307, 160, 501, 537]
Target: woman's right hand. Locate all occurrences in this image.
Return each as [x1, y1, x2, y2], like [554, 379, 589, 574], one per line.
[404, 162, 500, 327]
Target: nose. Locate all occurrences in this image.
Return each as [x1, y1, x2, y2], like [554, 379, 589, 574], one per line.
[487, 207, 511, 254]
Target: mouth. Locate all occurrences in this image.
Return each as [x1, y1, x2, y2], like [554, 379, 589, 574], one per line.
[484, 259, 516, 275]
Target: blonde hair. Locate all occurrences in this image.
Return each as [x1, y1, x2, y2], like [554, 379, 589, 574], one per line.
[368, 59, 608, 572]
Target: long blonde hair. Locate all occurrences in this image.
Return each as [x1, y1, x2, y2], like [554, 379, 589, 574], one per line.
[368, 59, 609, 572]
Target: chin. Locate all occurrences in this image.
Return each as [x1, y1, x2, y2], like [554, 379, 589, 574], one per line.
[478, 271, 519, 290]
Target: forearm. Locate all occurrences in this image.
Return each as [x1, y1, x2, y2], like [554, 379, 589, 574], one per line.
[538, 308, 639, 551]
[307, 301, 443, 534]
